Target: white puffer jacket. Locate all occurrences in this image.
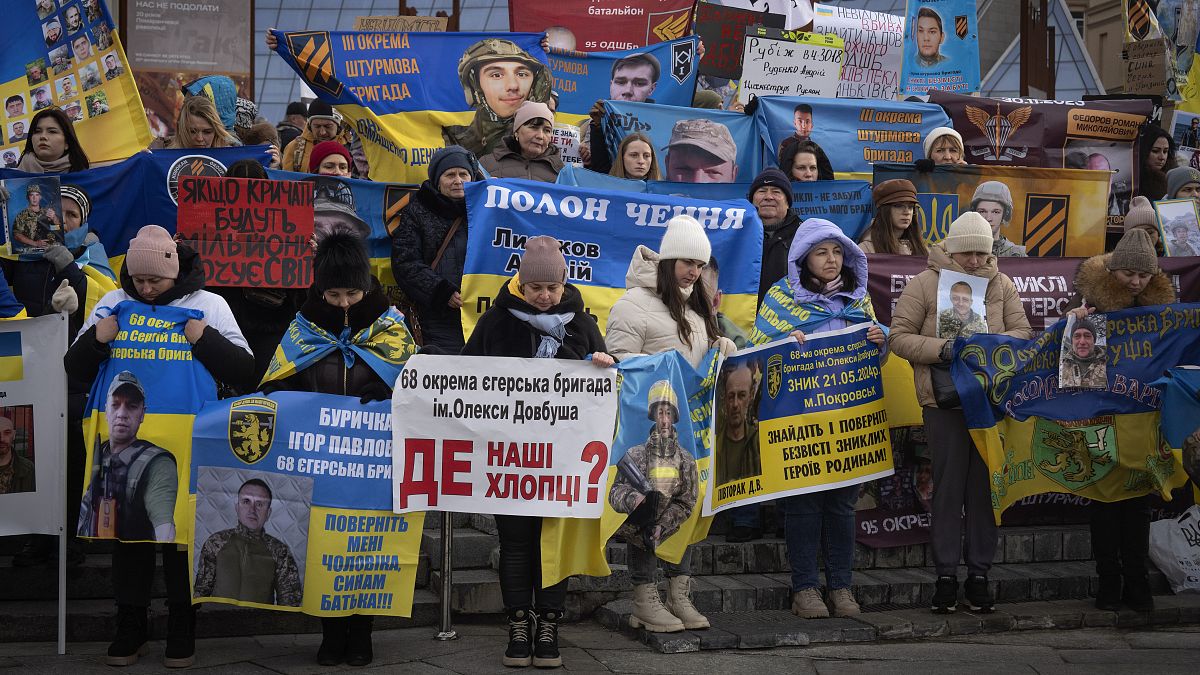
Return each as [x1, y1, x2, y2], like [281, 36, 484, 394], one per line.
[605, 246, 713, 368]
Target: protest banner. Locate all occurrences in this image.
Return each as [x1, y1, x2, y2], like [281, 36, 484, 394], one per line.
[1122, 0, 1200, 101]
[1125, 38, 1173, 96]
[694, 0, 768, 80]
[176, 176, 314, 289]
[540, 349, 720, 585]
[0, 1, 151, 163]
[601, 100, 762, 184]
[191, 392, 425, 616]
[509, 0, 696, 52]
[460, 178, 763, 339]
[0, 315, 67, 537]
[391, 355, 618, 517]
[812, 3, 905, 101]
[736, 28, 844, 104]
[78, 301, 221, 545]
[706, 325, 893, 515]
[900, 0, 980, 95]
[353, 15, 448, 32]
[1156, 366, 1200, 483]
[547, 38, 699, 116]
[552, 123, 583, 167]
[271, 30, 551, 183]
[708, 0, 815, 30]
[871, 163, 1112, 257]
[953, 305, 1200, 523]
[558, 166, 875, 243]
[755, 96, 951, 178]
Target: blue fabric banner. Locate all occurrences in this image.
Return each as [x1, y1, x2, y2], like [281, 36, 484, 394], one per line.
[1157, 367, 1200, 453]
[755, 96, 952, 176]
[548, 38, 699, 115]
[900, 0, 981, 95]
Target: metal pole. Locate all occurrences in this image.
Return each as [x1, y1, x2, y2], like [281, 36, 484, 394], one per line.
[434, 512, 457, 640]
[57, 528, 66, 655]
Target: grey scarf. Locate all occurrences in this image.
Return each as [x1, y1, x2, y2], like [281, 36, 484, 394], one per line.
[508, 309, 573, 358]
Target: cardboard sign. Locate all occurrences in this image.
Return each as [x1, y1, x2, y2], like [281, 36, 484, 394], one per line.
[812, 4, 905, 100]
[1124, 38, 1172, 96]
[353, 15, 448, 32]
[176, 176, 314, 288]
[736, 27, 844, 103]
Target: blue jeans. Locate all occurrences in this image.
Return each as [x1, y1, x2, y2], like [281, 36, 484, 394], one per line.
[781, 484, 857, 591]
[729, 503, 761, 529]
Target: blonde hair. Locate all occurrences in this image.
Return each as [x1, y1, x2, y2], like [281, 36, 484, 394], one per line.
[929, 134, 962, 156]
[610, 132, 662, 180]
[168, 96, 236, 149]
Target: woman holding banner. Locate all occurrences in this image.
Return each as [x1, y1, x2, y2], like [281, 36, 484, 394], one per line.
[859, 180, 926, 256]
[1064, 229, 1175, 612]
[747, 219, 886, 618]
[462, 236, 612, 668]
[609, 132, 662, 181]
[888, 213, 1032, 615]
[259, 230, 416, 666]
[606, 215, 736, 633]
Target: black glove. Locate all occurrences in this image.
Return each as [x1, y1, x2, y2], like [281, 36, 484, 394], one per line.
[358, 381, 392, 404]
[741, 95, 759, 117]
[914, 158, 936, 173]
[258, 380, 286, 397]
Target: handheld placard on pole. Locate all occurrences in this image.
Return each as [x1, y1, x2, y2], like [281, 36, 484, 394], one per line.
[435, 512, 458, 641]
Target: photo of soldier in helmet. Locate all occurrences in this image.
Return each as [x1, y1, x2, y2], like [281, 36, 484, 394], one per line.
[608, 379, 698, 550]
[441, 38, 552, 158]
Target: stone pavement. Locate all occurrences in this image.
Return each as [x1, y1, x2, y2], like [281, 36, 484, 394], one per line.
[1, 615, 1197, 674]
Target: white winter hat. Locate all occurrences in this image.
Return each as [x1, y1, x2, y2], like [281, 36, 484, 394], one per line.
[923, 126, 963, 158]
[943, 212, 994, 254]
[658, 215, 711, 262]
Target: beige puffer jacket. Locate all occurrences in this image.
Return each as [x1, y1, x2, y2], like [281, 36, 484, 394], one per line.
[606, 246, 714, 368]
[888, 243, 1033, 407]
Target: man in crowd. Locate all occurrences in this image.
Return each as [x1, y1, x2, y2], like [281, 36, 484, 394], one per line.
[749, 168, 800, 301]
[610, 53, 660, 103]
[0, 416, 34, 494]
[275, 101, 307, 149]
[664, 119, 738, 183]
[193, 478, 303, 606]
[281, 100, 340, 172]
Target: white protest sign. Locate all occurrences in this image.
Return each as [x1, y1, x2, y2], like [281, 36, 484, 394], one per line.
[813, 3, 905, 100]
[552, 123, 583, 167]
[391, 355, 618, 517]
[736, 27, 844, 104]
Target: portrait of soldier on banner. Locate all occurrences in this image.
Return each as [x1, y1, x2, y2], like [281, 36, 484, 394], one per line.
[192, 467, 309, 608]
[1058, 313, 1107, 390]
[714, 359, 762, 487]
[0, 406, 35, 495]
[608, 379, 699, 551]
[935, 270, 988, 340]
[1063, 141, 1134, 217]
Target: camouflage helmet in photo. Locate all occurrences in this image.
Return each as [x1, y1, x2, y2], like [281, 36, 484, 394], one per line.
[457, 38, 551, 117]
[647, 379, 679, 422]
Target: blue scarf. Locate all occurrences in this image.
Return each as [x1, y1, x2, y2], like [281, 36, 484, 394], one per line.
[749, 277, 876, 345]
[508, 309, 573, 358]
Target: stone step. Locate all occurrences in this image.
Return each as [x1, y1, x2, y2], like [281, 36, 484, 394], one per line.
[432, 560, 1173, 617]
[0, 553, 433, 601]
[423, 512, 473, 530]
[593, 595, 1200, 653]
[421, 528, 498, 571]
[0, 590, 441, 643]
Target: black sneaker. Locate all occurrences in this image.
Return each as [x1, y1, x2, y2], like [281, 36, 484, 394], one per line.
[964, 575, 995, 613]
[532, 609, 562, 669]
[725, 526, 759, 543]
[345, 614, 374, 667]
[1095, 575, 1122, 611]
[503, 608, 534, 668]
[931, 575, 958, 614]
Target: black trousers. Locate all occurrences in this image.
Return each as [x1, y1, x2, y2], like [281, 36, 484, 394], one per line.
[112, 542, 191, 607]
[1089, 496, 1151, 578]
[495, 515, 568, 612]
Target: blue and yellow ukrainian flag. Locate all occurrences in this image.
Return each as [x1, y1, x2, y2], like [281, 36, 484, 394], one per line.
[0, 331, 23, 381]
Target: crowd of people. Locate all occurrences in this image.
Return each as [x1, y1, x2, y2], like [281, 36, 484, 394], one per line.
[0, 23, 1197, 674]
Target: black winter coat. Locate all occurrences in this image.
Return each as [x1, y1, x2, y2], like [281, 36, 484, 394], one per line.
[390, 182, 468, 352]
[759, 212, 802, 302]
[0, 256, 87, 328]
[461, 281, 606, 360]
[264, 280, 392, 399]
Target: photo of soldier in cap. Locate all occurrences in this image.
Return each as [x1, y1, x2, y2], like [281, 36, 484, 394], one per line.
[1059, 314, 1107, 390]
[193, 471, 305, 607]
[714, 360, 762, 486]
[663, 118, 739, 183]
[609, 380, 699, 550]
[48, 45, 72, 75]
[8, 179, 62, 251]
[442, 37, 552, 158]
[25, 59, 48, 86]
[308, 176, 371, 242]
[30, 86, 51, 112]
[78, 371, 180, 542]
[610, 53, 660, 103]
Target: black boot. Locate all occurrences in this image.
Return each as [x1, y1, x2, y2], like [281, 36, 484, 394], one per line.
[1090, 500, 1124, 610]
[163, 603, 196, 668]
[931, 576, 957, 614]
[316, 617, 350, 666]
[106, 604, 149, 666]
[964, 576, 994, 613]
[345, 614, 374, 667]
[1119, 499, 1154, 612]
[1096, 575, 1123, 611]
[503, 607, 534, 667]
[532, 609, 562, 669]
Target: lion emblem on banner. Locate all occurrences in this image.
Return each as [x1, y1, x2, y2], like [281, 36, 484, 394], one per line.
[766, 353, 783, 399]
[229, 397, 278, 464]
[1033, 418, 1117, 489]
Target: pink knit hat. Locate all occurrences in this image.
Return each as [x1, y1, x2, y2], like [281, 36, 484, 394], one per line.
[126, 225, 179, 279]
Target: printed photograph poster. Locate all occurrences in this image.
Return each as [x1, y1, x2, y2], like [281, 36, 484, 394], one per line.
[705, 324, 894, 515]
[2, 175, 61, 253]
[547, 37, 699, 116]
[812, 3, 905, 101]
[0, 314, 67, 537]
[1171, 109, 1200, 152]
[1059, 312, 1108, 391]
[900, 0, 980, 95]
[1155, 198, 1200, 256]
[935, 270, 988, 340]
[391, 354, 618, 518]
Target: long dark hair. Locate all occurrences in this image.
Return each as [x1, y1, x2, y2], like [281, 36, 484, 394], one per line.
[23, 108, 90, 172]
[778, 138, 834, 181]
[655, 258, 719, 350]
[866, 202, 928, 255]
